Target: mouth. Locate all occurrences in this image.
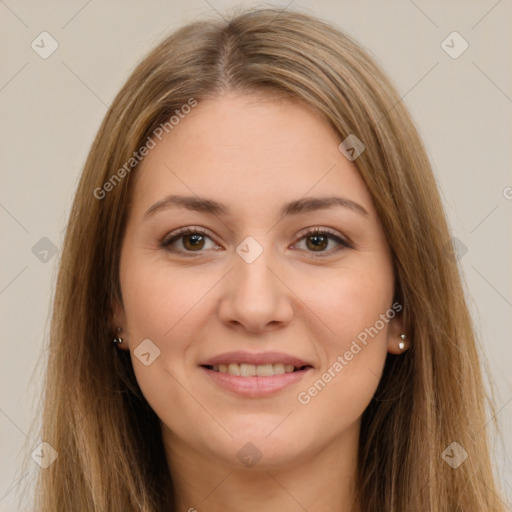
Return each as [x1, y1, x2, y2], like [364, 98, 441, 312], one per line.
[198, 352, 314, 397]
[201, 363, 313, 377]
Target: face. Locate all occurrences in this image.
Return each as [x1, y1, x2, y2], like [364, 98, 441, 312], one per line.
[114, 92, 404, 470]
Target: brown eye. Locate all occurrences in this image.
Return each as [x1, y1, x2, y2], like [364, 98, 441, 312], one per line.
[294, 228, 351, 256]
[162, 228, 220, 254]
[306, 234, 329, 251]
[182, 233, 205, 251]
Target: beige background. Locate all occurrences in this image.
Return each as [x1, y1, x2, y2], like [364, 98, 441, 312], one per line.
[1, 0, 511, 509]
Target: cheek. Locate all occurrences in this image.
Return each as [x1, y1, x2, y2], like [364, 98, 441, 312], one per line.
[121, 256, 215, 341]
[294, 258, 395, 347]
[292, 258, 394, 409]
[123, 267, 220, 384]
[119, 257, 220, 424]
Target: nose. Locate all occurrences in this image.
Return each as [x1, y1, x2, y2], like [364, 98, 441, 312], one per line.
[217, 246, 294, 333]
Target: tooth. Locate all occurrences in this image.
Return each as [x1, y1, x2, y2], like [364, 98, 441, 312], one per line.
[273, 363, 285, 375]
[239, 363, 256, 377]
[256, 364, 274, 376]
[216, 362, 299, 376]
[228, 363, 240, 376]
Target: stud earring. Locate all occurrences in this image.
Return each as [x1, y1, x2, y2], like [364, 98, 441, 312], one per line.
[113, 327, 123, 345]
[398, 333, 406, 351]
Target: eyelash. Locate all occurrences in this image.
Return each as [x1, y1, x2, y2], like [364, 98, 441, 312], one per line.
[161, 226, 352, 258]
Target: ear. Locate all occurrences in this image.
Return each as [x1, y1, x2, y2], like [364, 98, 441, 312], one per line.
[386, 310, 410, 355]
[111, 299, 130, 351]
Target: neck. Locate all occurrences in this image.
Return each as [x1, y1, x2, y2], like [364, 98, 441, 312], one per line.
[163, 423, 361, 512]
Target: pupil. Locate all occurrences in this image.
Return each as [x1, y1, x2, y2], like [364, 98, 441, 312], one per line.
[307, 235, 327, 251]
[184, 234, 204, 250]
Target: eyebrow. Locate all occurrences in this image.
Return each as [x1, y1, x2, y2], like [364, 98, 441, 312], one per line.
[143, 194, 369, 219]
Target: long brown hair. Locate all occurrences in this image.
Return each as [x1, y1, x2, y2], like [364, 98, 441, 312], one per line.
[29, 7, 504, 511]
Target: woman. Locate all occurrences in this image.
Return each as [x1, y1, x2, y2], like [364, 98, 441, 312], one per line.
[32, 7, 505, 511]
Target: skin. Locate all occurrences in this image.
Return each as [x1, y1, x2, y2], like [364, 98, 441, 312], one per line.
[114, 92, 408, 512]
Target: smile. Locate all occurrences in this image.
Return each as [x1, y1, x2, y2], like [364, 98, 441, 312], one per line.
[200, 364, 313, 398]
[203, 362, 311, 377]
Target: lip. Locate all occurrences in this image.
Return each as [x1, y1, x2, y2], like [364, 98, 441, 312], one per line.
[199, 351, 314, 398]
[199, 351, 313, 368]
[201, 366, 313, 398]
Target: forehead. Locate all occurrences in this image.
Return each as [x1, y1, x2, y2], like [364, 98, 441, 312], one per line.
[129, 93, 375, 219]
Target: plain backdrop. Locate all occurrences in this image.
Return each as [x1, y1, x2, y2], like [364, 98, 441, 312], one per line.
[1, 1, 511, 510]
